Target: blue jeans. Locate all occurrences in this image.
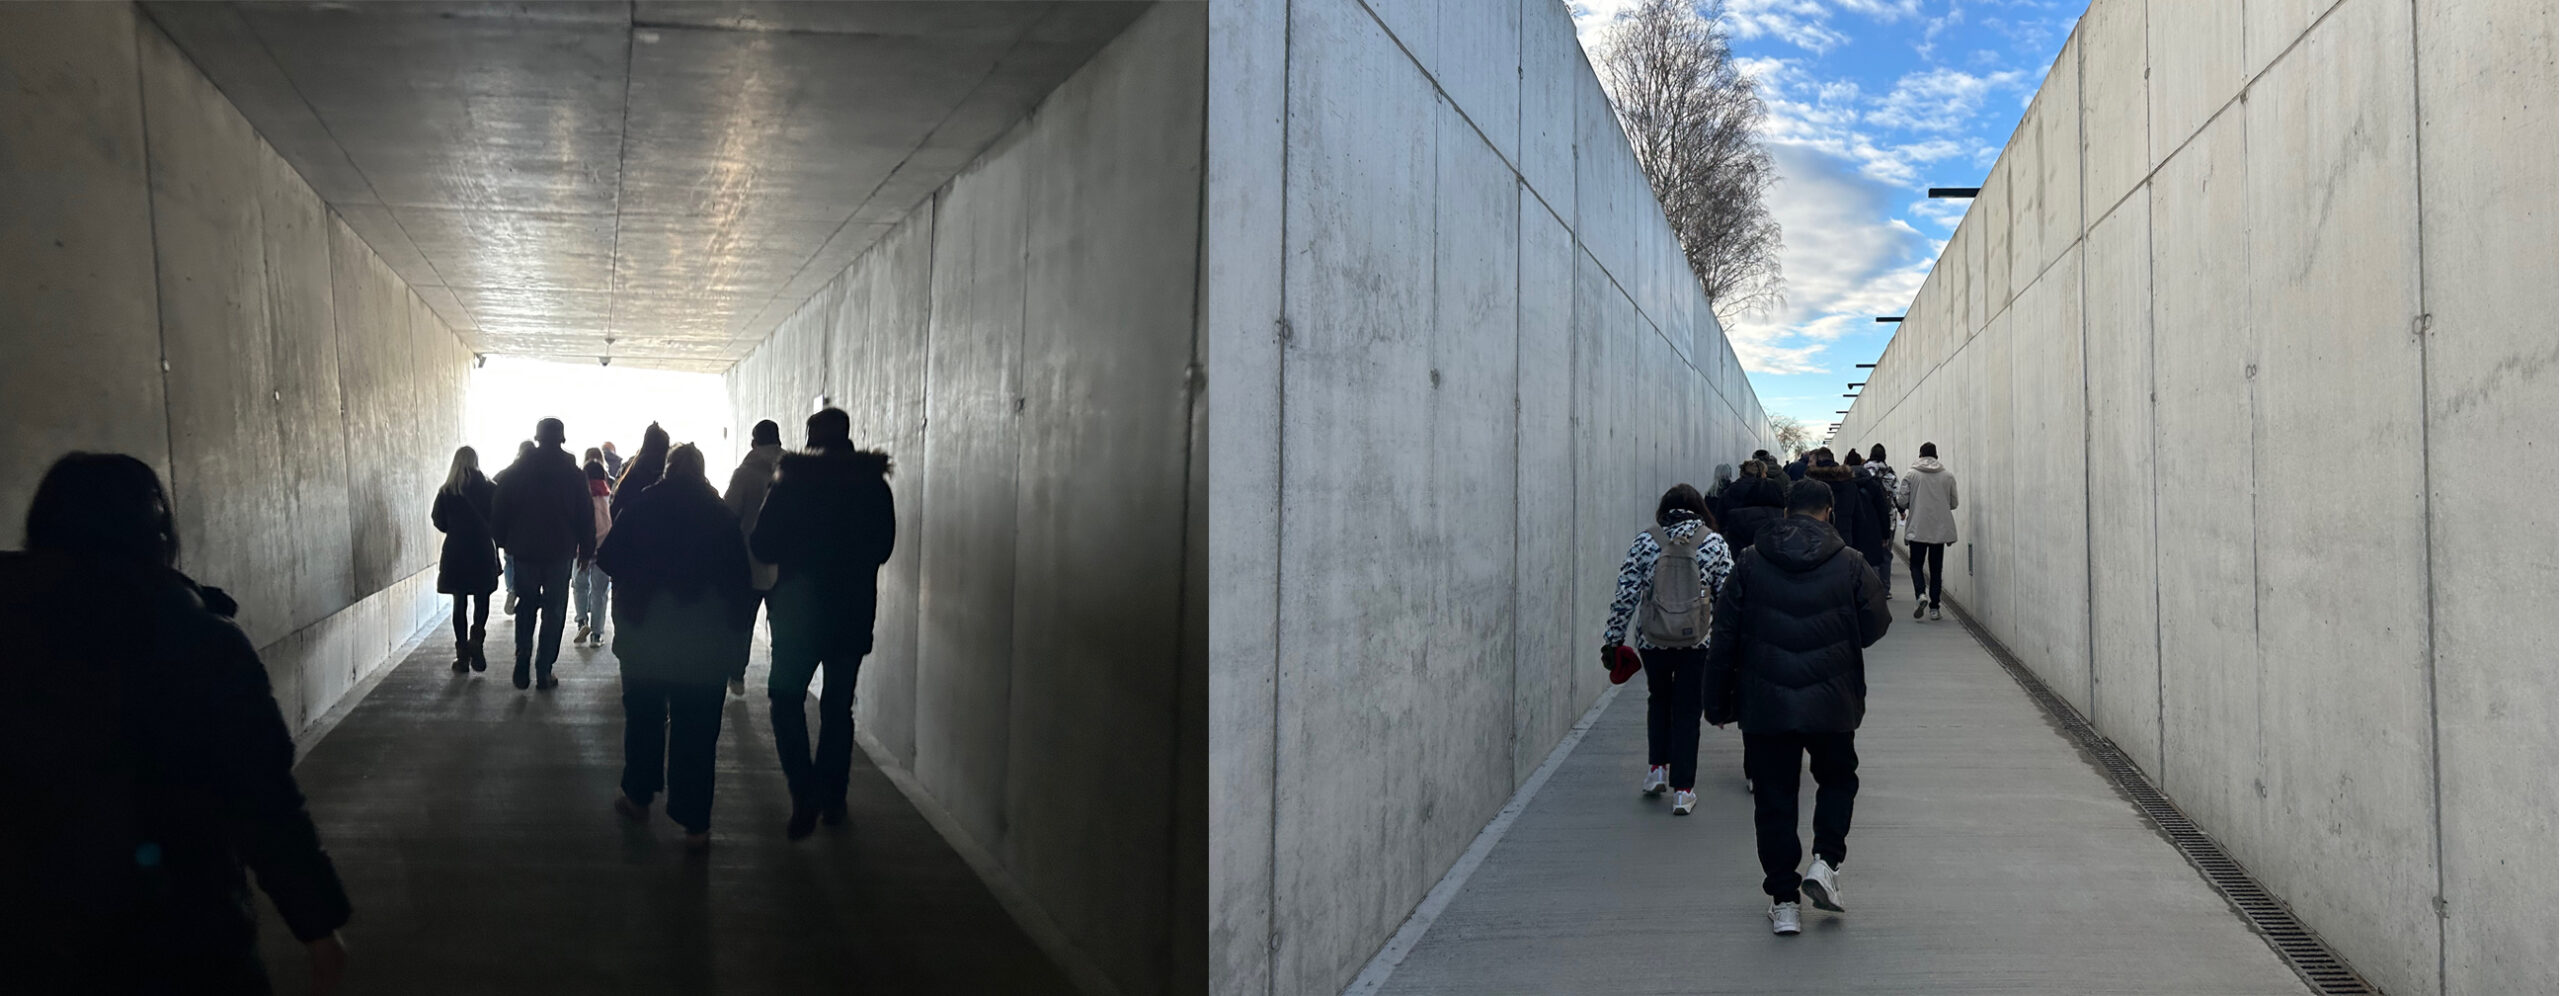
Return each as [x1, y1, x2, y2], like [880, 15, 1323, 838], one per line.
[573, 561, 610, 629]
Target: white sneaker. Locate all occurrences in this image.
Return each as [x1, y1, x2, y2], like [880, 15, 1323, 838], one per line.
[1769, 901, 1802, 935]
[1642, 765, 1669, 796]
[1671, 789, 1696, 815]
[1802, 858, 1845, 912]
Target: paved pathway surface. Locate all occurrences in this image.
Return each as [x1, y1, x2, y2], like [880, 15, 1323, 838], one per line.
[252, 610, 1075, 995]
[1377, 602, 2314, 996]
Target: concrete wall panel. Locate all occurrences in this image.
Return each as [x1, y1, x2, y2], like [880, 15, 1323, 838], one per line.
[2414, 0, 2560, 988]
[842, 214, 934, 772]
[2147, 0, 2244, 166]
[0, 2, 170, 524]
[1516, 0, 1576, 222]
[2080, 0, 2146, 217]
[1434, 0, 1518, 165]
[2082, 186, 2161, 773]
[332, 216, 417, 598]
[1512, 195, 1575, 786]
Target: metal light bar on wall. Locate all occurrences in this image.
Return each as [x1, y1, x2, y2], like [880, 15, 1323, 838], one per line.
[1876, 316, 1903, 323]
[1927, 187, 1980, 198]
[1856, 363, 1877, 369]
[1848, 382, 1866, 388]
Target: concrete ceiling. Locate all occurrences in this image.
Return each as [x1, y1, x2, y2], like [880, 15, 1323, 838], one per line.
[143, 1, 1153, 371]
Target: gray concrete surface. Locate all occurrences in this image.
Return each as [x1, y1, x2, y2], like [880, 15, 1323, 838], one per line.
[1828, 0, 2558, 991]
[140, 0, 1151, 368]
[1207, 0, 1780, 992]
[722, 7, 1205, 994]
[2, 4, 470, 737]
[250, 610, 1081, 995]
[1373, 611, 2315, 996]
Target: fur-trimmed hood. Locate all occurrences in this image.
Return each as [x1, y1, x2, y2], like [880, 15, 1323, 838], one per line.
[1806, 463, 1854, 483]
[776, 447, 892, 484]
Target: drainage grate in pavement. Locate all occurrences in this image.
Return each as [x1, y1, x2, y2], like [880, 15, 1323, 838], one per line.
[1938, 599, 2386, 996]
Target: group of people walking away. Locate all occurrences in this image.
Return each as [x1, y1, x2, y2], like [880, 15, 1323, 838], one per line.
[429, 411, 897, 848]
[1600, 441, 1961, 935]
[0, 408, 893, 991]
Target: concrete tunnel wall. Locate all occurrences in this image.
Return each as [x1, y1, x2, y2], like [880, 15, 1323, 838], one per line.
[719, 6, 1207, 996]
[1208, 0, 1781, 991]
[1827, 0, 2558, 992]
[2, 3, 472, 737]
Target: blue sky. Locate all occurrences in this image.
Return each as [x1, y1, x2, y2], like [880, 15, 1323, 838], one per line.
[1569, 0, 2084, 441]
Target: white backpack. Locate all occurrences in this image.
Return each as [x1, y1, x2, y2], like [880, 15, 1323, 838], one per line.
[1636, 526, 1708, 648]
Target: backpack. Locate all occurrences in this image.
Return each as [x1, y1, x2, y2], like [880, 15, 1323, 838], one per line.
[1636, 526, 1709, 648]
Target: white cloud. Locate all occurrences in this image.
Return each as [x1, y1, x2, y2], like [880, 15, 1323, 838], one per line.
[1720, 143, 1935, 375]
[1867, 67, 2027, 132]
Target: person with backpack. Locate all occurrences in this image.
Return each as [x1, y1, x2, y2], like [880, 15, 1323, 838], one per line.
[1863, 444, 1902, 533]
[1598, 484, 1734, 817]
[2, 453, 352, 993]
[750, 408, 897, 840]
[596, 444, 756, 853]
[1843, 451, 1895, 597]
[572, 459, 614, 648]
[1704, 471, 1890, 936]
[432, 446, 500, 673]
[1900, 442, 1959, 621]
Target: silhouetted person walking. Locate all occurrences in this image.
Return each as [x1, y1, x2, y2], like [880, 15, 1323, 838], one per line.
[489, 418, 595, 690]
[597, 444, 754, 853]
[2, 453, 351, 994]
[1705, 476, 1890, 936]
[722, 419, 787, 698]
[432, 446, 500, 673]
[495, 439, 536, 612]
[1900, 442, 1959, 621]
[1719, 460, 1786, 552]
[1843, 450, 1894, 598]
[610, 423, 672, 521]
[750, 408, 896, 840]
[573, 461, 613, 648]
[1599, 484, 1733, 816]
[600, 440, 624, 481]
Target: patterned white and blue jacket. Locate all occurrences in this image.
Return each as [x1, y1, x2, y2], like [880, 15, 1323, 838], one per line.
[1601, 517, 1735, 650]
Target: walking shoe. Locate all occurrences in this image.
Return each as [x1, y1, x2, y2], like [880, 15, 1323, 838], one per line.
[728, 676, 747, 698]
[785, 807, 820, 841]
[452, 649, 469, 673]
[1672, 789, 1697, 815]
[513, 661, 532, 690]
[535, 674, 559, 691]
[613, 794, 648, 823]
[574, 620, 590, 643]
[682, 831, 711, 854]
[1769, 901, 1802, 935]
[821, 801, 848, 827]
[1913, 601, 1926, 620]
[1642, 765, 1669, 796]
[470, 639, 488, 672]
[1802, 858, 1845, 912]
[1929, 604, 1942, 621]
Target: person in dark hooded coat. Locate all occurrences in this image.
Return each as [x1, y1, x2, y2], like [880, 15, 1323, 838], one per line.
[432, 446, 500, 672]
[1718, 460, 1788, 552]
[749, 408, 897, 840]
[1803, 449, 1872, 558]
[1842, 450, 1894, 592]
[1, 453, 352, 994]
[1704, 475, 1890, 936]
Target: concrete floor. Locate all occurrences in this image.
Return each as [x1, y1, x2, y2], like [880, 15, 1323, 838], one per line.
[1373, 603, 2316, 996]
[251, 608, 1075, 995]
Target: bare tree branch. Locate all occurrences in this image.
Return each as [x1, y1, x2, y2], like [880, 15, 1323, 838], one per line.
[1768, 414, 1811, 455]
[1595, 0, 1785, 326]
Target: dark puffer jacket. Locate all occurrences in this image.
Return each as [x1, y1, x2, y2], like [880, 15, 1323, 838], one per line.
[1717, 474, 1788, 552]
[598, 475, 755, 686]
[1805, 464, 1873, 555]
[489, 445, 596, 564]
[1703, 515, 1892, 733]
[749, 448, 896, 654]
[1849, 469, 1894, 564]
[0, 552, 351, 990]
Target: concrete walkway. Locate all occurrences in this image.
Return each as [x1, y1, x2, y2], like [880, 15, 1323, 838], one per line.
[1375, 604, 2314, 995]
[251, 610, 1075, 995]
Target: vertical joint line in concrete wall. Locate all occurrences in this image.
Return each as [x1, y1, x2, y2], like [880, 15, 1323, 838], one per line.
[2077, 31, 2098, 719]
[1266, 3, 1296, 991]
[1170, 76, 1210, 987]
[2401, 2, 2448, 988]
[2143, 137, 2166, 780]
[131, 19, 183, 513]
[603, 2, 638, 349]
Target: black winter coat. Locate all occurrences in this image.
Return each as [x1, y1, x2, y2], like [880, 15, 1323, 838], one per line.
[1718, 475, 1787, 552]
[0, 552, 351, 990]
[1849, 470, 1893, 563]
[1805, 465, 1871, 554]
[489, 445, 596, 564]
[1703, 515, 1892, 733]
[432, 473, 500, 595]
[750, 448, 896, 653]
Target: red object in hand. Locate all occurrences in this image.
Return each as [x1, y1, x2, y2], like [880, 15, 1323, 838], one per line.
[1606, 645, 1643, 685]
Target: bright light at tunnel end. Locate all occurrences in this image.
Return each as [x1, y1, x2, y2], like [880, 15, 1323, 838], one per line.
[467, 356, 736, 475]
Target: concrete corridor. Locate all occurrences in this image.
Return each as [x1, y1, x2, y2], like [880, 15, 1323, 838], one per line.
[1370, 600, 2315, 996]
[250, 609, 1076, 995]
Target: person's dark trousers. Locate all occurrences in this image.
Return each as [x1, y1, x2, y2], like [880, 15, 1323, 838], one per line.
[1641, 647, 1710, 790]
[621, 679, 729, 833]
[509, 557, 573, 681]
[770, 645, 863, 813]
[1907, 540, 1945, 606]
[1743, 731, 1860, 902]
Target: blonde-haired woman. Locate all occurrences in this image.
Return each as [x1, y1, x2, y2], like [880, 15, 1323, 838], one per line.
[432, 446, 502, 672]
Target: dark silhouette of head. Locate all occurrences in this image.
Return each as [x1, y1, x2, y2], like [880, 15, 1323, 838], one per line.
[751, 420, 782, 447]
[664, 443, 707, 486]
[585, 461, 607, 482]
[584, 447, 603, 465]
[1919, 441, 1938, 458]
[535, 418, 566, 446]
[1787, 476, 1834, 520]
[603, 441, 619, 456]
[443, 446, 481, 495]
[1655, 483, 1712, 529]
[516, 440, 537, 462]
[1812, 447, 1836, 467]
[1741, 459, 1766, 479]
[1844, 450, 1865, 468]
[806, 408, 853, 452]
[1868, 444, 1888, 463]
[1752, 450, 1774, 464]
[24, 452, 178, 569]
